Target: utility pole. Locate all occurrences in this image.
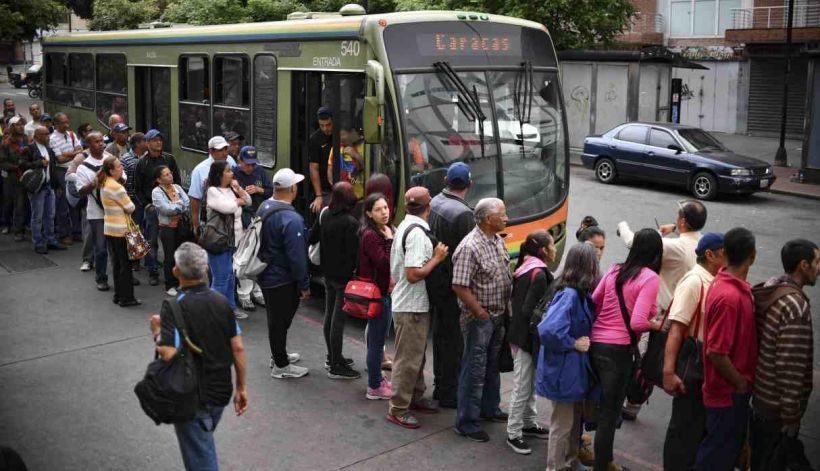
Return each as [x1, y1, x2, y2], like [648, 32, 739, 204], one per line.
[774, 0, 795, 166]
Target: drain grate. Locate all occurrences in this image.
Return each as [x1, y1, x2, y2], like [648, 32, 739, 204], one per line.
[0, 251, 57, 273]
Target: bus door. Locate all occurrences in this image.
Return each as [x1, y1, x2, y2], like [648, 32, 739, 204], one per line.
[290, 71, 365, 221]
[134, 66, 171, 151]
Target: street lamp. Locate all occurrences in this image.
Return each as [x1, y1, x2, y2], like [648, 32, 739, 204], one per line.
[774, 0, 795, 167]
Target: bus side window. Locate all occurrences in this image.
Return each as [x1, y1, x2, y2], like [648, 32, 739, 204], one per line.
[96, 54, 128, 127]
[179, 55, 210, 153]
[324, 73, 365, 199]
[213, 55, 250, 144]
[252, 54, 277, 167]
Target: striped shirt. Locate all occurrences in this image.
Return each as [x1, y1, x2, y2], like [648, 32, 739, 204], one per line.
[49, 130, 80, 168]
[101, 177, 135, 237]
[752, 276, 812, 424]
[451, 227, 513, 326]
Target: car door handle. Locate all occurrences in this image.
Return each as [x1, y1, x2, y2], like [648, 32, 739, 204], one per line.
[608, 145, 616, 149]
[647, 151, 655, 156]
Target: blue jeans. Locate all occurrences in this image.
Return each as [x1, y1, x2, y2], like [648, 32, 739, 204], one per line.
[695, 393, 751, 471]
[88, 219, 108, 283]
[456, 316, 504, 433]
[28, 187, 57, 247]
[174, 406, 224, 471]
[208, 249, 236, 309]
[142, 205, 159, 274]
[366, 296, 393, 389]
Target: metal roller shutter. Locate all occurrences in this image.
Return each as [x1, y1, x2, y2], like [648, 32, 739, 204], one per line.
[748, 58, 807, 138]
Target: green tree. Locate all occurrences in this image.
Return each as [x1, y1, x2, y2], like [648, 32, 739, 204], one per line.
[67, 0, 95, 18]
[246, 0, 307, 22]
[0, 0, 68, 42]
[88, 0, 159, 30]
[163, 0, 248, 24]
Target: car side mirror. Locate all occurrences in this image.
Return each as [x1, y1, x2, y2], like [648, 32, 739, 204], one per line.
[668, 145, 683, 154]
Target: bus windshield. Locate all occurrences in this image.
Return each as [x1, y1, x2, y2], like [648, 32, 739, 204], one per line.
[396, 69, 566, 220]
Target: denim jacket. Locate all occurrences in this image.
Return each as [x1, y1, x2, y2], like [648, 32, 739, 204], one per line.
[151, 184, 190, 226]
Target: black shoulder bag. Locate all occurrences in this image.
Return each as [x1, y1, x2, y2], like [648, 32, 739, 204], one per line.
[615, 284, 654, 405]
[134, 299, 204, 425]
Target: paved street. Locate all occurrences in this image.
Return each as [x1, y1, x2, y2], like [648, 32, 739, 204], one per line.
[1, 156, 818, 470]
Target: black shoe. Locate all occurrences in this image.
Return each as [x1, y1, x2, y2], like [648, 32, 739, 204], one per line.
[96, 282, 110, 291]
[149, 274, 159, 286]
[119, 299, 142, 307]
[112, 295, 119, 304]
[327, 363, 361, 380]
[47, 243, 68, 251]
[481, 412, 509, 423]
[506, 437, 532, 455]
[324, 357, 354, 370]
[454, 427, 489, 443]
[132, 278, 141, 286]
[438, 398, 458, 409]
[34, 246, 48, 254]
[522, 425, 549, 439]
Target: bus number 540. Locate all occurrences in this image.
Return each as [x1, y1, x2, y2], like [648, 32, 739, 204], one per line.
[341, 41, 361, 56]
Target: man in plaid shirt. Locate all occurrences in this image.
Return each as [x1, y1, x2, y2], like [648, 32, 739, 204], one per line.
[452, 198, 513, 443]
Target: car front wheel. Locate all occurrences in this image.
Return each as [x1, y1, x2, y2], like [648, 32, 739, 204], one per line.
[691, 172, 718, 200]
[595, 158, 617, 184]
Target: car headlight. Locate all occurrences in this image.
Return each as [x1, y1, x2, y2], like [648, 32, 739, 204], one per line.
[730, 169, 752, 176]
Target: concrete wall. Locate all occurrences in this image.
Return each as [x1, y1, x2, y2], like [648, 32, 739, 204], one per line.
[672, 61, 744, 133]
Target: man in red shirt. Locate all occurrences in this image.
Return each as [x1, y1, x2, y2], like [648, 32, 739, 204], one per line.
[696, 227, 757, 470]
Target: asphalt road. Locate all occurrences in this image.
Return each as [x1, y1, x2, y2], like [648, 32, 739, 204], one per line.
[1, 82, 819, 470]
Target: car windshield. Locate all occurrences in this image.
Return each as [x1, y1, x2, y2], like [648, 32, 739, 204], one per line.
[396, 69, 566, 220]
[676, 128, 727, 153]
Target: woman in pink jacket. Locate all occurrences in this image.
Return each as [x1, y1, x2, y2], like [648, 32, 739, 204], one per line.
[589, 228, 663, 471]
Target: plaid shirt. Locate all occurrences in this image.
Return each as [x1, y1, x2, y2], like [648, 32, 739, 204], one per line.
[119, 149, 139, 201]
[451, 227, 513, 325]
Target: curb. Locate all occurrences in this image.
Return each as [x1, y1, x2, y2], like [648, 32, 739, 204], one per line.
[768, 187, 820, 201]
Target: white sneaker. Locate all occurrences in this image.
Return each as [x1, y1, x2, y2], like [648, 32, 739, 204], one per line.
[165, 287, 178, 297]
[269, 353, 300, 368]
[80, 261, 92, 272]
[271, 363, 308, 379]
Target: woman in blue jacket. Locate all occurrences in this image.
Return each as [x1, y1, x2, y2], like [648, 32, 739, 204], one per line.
[537, 243, 600, 471]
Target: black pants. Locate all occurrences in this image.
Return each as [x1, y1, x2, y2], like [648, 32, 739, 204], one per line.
[750, 411, 785, 471]
[664, 392, 707, 471]
[2, 177, 26, 234]
[323, 279, 349, 368]
[106, 236, 135, 303]
[590, 342, 633, 471]
[432, 293, 463, 402]
[159, 226, 180, 290]
[263, 283, 300, 368]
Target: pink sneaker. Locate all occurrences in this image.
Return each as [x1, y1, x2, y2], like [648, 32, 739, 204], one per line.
[366, 382, 393, 400]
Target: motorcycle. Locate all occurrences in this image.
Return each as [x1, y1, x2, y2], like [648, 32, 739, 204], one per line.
[6, 66, 25, 88]
[25, 65, 42, 99]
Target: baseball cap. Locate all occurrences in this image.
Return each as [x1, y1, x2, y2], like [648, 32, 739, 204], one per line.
[405, 186, 431, 208]
[112, 123, 131, 133]
[40, 113, 53, 123]
[696, 232, 725, 257]
[446, 162, 472, 188]
[8, 116, 23, 126]
[238, 145, 258, 165]
[273, 168, 305, 188]
[145, 129, 163, 140]
[208, 136, 229, 150]
[223, 131, 244, 142]
[317, 106, 333, 119]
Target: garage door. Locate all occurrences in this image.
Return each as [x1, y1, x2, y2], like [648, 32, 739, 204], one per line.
[748, 58, 807, 137]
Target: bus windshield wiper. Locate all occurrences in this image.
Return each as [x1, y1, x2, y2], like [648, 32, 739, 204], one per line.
[434, 61, 485, 123]
[513, 61, 534, 158]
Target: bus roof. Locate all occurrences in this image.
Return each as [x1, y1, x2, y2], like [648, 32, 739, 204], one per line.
[43, 11, 546, 47]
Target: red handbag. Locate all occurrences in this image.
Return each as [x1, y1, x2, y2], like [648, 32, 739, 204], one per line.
[342, 278, 382, 320]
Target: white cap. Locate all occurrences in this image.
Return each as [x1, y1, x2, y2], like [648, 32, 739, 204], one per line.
[8, 116, 23, 126]
[208, 136, 229, 150]
[273, 168, 305, 188]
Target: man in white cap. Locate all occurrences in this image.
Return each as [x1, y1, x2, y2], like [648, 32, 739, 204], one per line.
[189, 135, 237, 238]
[256, 168, 310, 379]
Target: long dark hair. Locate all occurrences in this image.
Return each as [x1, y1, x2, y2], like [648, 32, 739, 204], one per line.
[514, 230, 553, 271]
[555, 243, 600, 295]
[359, 192, 388, 236]
[616, 228, 663, 292]
[207, 160, 230, 188]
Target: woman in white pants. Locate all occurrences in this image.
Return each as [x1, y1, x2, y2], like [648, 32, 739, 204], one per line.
[505, 230, 556, 455]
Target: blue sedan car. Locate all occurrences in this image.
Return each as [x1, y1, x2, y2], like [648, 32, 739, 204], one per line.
[581, 123, 775, 200]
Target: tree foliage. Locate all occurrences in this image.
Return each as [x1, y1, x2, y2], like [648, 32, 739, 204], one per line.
[0, 0, 68, 42]
[67, 0, 95, 18]
[162, 0, 248, 25]
[88, 0, 159, 30]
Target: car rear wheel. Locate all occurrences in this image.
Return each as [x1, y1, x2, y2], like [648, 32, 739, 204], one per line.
[595, 158, 617, 184]
[691, 172, 718, 200]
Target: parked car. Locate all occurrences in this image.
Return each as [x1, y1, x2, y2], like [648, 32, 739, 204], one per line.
[581, 123, 775, 200]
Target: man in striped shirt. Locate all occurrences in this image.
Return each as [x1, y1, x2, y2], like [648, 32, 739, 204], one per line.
[750, 239, 819, 470]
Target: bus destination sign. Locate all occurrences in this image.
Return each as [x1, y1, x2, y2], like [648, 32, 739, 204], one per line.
[417, 33, 522, 56]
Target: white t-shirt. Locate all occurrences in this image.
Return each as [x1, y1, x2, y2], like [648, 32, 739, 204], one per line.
[390, 215, 433, 313]
[75, 152, 120, 220]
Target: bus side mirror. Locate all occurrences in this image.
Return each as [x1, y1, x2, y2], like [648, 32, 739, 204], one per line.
[364, 96, 381, 144]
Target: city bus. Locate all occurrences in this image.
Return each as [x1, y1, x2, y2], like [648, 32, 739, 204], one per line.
[41, 6, 570, 262]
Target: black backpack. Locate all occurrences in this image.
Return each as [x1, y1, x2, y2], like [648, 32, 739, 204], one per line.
[401, 223, 451, 300]
[134, 299, 203, 425]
